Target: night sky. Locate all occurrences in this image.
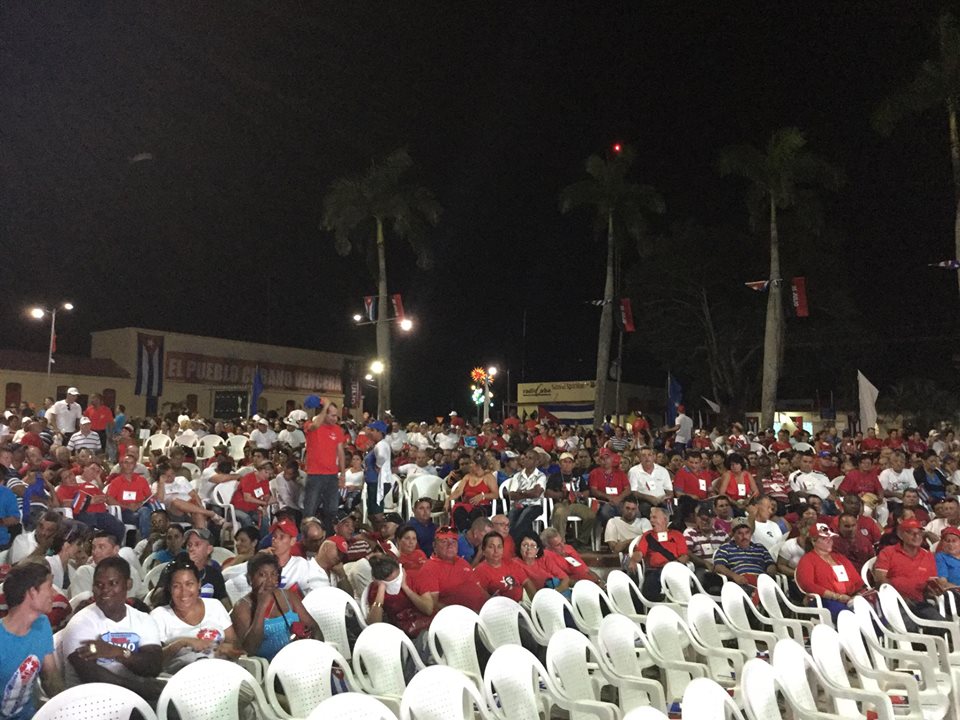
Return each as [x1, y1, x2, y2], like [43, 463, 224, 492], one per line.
[2, 2, 958, 419]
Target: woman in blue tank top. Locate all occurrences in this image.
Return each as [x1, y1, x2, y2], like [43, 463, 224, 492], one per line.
[230, 553, 319, 661]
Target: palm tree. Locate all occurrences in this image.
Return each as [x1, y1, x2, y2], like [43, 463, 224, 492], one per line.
[322, 148, 441, 417]
[717, 128, 842, 429]
[875, 12, 960, 298]
[560, 144, 665, 426]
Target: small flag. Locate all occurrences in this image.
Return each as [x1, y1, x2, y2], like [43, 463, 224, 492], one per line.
[391, 294, 405, 321]
[791, 277, 809, 318]
[363, 296, 377, 322]
[744, 280, 770, 291]
[701, 396, 721, 413]
[929, 260, 960, 270]
[619, 298, 636, 333]
[50, 333, 57, 354]
[586, 299, 613, 306]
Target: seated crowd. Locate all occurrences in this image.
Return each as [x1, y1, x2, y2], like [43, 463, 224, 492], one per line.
[1, 394, 959, 717]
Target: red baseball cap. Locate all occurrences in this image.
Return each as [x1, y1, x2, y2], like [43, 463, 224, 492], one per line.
[899, 519, 923, 531]
[940, 526, 960, 540]
[270, 518, 299, 538]
[435, 525, 459, 540]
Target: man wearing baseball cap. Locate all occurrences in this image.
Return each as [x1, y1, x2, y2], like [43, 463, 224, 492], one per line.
[183, 528, 227, 601]
[712, 518, 777, 590]
[544, 452, 595, 548]
[934, 526, 960, 586]
[363, 420, 393, 523]
[795, 522, 866, 623]
[875, 517, 946, 623]
[46, 388, 83, 437]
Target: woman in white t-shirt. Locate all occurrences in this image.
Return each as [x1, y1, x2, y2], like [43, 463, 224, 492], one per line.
[155, 461, 224, 529]
[149, 557, 240, 673]
[776, 518, 813, 580]
[342, 453, 364, 507]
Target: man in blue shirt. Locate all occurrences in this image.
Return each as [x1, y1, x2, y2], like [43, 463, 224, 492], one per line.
[0, 482, 19, 550]
[409, 497, 437, 557]
[457, 516, 493, 564]
[0, 563, 60, 719]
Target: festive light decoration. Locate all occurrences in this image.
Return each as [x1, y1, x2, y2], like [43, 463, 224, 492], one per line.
[471, 367, 488, 384]
[472, 388, 484, 405]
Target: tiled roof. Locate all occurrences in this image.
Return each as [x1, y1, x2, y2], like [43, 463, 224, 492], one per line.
[0, 349, 131, 378]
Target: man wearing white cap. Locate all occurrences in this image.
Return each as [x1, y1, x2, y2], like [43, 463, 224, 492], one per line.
[47, 388, 83, 436]
[67, 417, 102, 453]
[278, 418, 305, 453]
[249, 417, 277, 450]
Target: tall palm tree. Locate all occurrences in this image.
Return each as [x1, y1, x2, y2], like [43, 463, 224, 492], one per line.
[875, 12, 960, 298]
[717, 128, 841, 428]
[560, 145, 665, 426]
[322, 148, 441, 417]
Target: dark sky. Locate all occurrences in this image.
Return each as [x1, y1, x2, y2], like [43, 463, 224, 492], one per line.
[2, 2, 958, 418]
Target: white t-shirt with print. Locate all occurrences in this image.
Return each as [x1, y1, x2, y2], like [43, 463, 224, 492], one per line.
[61, 604, 160, 687]
[150, 599, 232, 672]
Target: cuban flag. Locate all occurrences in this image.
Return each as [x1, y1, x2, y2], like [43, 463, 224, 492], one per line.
[135, 333, 164, 397]
[363, 296, 377, 322]
[1, 655, 41, 717]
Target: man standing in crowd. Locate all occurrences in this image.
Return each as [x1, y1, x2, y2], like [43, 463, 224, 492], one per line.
[83, 393, 114, 452]
[364, 420, 393, 523]
[665, 405, 694, 451]
[46, 388, 83, 438]
[302, 402, 346, 533]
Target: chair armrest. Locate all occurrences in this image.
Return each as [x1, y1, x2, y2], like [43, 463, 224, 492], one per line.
[818, 682, 896, 720]
[611, 674, 667, 712]
[848, 661, 923, 706]
[559, 699, 619, 720]
[658, 658, 707, 678]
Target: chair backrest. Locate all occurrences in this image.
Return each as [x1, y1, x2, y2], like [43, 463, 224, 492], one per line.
[157, 658, 268, 720]
[142, 562, 170, 593]
[302, 586, 367, 659]
[407, 474, 444, 509]
[606, 569, 646, 616]
[570, 579, 611, 635]
[770, 639, 818, 712]
[181, 462, 201, 480]
[265, 639, 356, 718]
[34, 682, 159, 720]
[685, 594, 727, 652]
[68, 591, 92, 612]
[741, 659, 784, 720]
[399, 665, 494, 720]
[212, 480, 239, 507]
[196, 434, 223, 460]
[483, 644, 556, 720]
[428, 605, 486, 682]
[211, 546, 236, 565]
[529, 583, 575, 639]
[307, 693, 399, 720]
[479, 596, 533, 649]
[754, 573, 785, 620]
[876, 584, 910, 634]
[660, 562, 696, 604]
[545, 628, 605, 703]
[645, 605, 702, 704]
[681, 677, 747, 720]
[720, 581, 766, 633]
[227, 435, 249, 461]
[145, 433, 173, 455]
[860, 556, 877, 588]
[850, 596, 894, 671]
[597, 613, 654, 674]
[835, 610, 884, 692]
[352, 622, 425, 699]
[808, 625, 858, 716]
[624, 710, 669, 720]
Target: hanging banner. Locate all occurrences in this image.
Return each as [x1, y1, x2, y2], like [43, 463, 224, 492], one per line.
[391, 294, 405, 321]
[791, 277, 809, 317]
[619, 298, 636, 333]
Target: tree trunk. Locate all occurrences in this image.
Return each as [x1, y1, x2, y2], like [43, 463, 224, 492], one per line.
[760, 197, 782, 429]
[375, 218, 391, 417]
[593, 210, 615, 427]
[947, 101, 960, 300]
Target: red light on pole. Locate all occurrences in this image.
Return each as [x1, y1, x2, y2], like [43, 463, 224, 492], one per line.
[612, 143, 622, 154]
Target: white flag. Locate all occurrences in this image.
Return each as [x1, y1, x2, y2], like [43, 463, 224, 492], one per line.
[857, 371, 879, 431]
[701, 396, 721, 413]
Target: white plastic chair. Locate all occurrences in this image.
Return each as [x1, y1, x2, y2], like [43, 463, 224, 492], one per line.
[661, 561, 719, 604]
[719, 581, 780, 639]
[68, 591, 92, 612]
[144, 433, 173, 460]
[428, 604, 488, 685]
[624, 710, 669, 720]
[681, 677, 747, 720]
[181, 462, 201, 480]
[302, 586, 367, 660]
[226, 434, 250, 462]
[211, 480, 239, 529]
[307, 693, 399, 720]
[570, 578, 613, 638]
[211, 546, 236, 565]
[605, 569, 652, 622]
[860, 556, 877, 588]
[529, 583, 576, 639]
[544, 628, 626, 720]
[405, 473, 446, 521]
[645, 605, 741, 707]
[399, 665, 495, 720]
[352, 622, 426, 714]
[196, 434, 223, 461]
[686, 594, 777, 661]
[772, 637, 895, 720]
[877, 584, 960, 658]
[156, 657, 276, 720]
[35, 683, 158, 720]
[265, 639, 356, 719]
[479, 596, 546, 649]
[756, 572, 831, 630]
[595, 614, 665, 712]
[741, 659, 788, 720]
[142, 561, 169, 598]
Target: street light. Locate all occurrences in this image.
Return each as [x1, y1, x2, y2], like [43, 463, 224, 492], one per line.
[483, 365, 498, 423]
[399, 318, 413, 332]
[370, 360, 385, 375]
[28, 302, 74, 377]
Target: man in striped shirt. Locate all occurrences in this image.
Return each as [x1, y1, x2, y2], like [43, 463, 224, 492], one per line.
[712, 517, 776, 589]
[66, 417, 102, 454]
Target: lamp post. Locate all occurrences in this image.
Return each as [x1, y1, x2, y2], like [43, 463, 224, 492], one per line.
[353, 313, 413, 418]
[483, 366, 497, 423]
[29, 302, 74, 377]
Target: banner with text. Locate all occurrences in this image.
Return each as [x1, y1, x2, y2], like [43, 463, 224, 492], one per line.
[165, 352, 342, 394]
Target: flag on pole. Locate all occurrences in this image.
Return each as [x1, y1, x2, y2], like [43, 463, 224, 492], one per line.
[744, 280, 770, 291]
[619, 298, 636, 333]
[929, 260, 960, 269]
[250, 366, 264, 416]
[666, 373, 683, 425]
[134, 333, 164, 397]
[391, 294, 405, 321]
[857, 371, 879, 432]
[701, 396, 721, 413]
[791, 277, 809, 317]
[585, 299, 614, 306]
[363, 296, 377, 322]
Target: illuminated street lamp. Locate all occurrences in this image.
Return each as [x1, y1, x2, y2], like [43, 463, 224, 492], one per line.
[470, 365, 498, 423]
[28, 302, 74, 377]
[370, 359, 385, 376]
[353, 307, 414, 417]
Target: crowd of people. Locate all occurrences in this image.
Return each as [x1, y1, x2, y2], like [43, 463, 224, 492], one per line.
[1, 390, 960, 717]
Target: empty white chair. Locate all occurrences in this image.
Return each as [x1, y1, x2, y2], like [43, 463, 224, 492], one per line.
[681, 677, 747, 720]
[570, 578, 613, 638]
[352, 622, 426, 714]
[605, 569, 651, 622]
[529, 584, 576, 639]
[741, 659, 787, 720]
[596, 614, 665, 713]
[860, 556, 877, 588]
[226, 434, 249, 461]
[210, 480, 239, 529]
[405, 474, 446, 521]
[399, 665, 494, 720]
[265, 639, 357, 719]
[307, 693, 399, 720]
[756, 573, 831, 630]
[772, 638, 895, 720]
[545, 628, 625, 720]
[719, 581, 781, 639]
[479, 595, 546, 649]
[302, 585, 367, 659]
[428, 605, 488, 685]
[686, 594, 777, 661]
[624, 710, 670, 720]
[877, 584, 960, 659]
[144, 433, 173, 459]
[196, 434, 224, 461]
[661, 561, 718, 604]
[157, 658, 276, 720]
[34, 683, 158, 720]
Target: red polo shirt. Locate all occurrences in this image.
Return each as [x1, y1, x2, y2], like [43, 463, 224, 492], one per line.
[105, 474, 151, 506]
[673, 467, 711, 499]
[876, 544, 938, 603]
[84, 405, 114, 432]
[303, 423, 345, 475]
[635, 529, 689, 569]
[838, 470, 882, 497]
[418, 556, 488, 611]
[588, 468, 629, 498]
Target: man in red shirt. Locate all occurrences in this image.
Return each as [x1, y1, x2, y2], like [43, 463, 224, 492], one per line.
[673, 451, 711, 501]
[875, 518, 946, 624]
[56, 463, 126, 542]
[231, 461, 275, 533]
[302, 402, 346, 533]
[860, 428, 884, 453]
[629, 507, 689, 601]
[826, 495, 881, 544]
[883, 429, 904, 451]
[588, 449, 631, 527]
[770, 429, 792, 454]
[82, 394, 114, 453]
[417, 526, 488, 611]
[105, 455, 153, 539]
[838, 455, 883, 497]
[832, 512, 875, 573]
[541, 527, 602, 586]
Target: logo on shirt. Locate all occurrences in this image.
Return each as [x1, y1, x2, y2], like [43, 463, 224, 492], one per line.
[500, 575, 517, 592]
[1, 655, 40, 716]
[98, 632, 141, 665]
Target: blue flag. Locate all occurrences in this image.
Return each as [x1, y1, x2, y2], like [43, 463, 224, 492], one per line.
[250, 367, 264, 416]
[666, 373, 683, 425]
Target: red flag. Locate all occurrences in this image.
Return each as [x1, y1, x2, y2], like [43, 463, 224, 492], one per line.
[619, 298, 635, 333]
[791, 277, 809, 317]
[391, 294, 405, 321]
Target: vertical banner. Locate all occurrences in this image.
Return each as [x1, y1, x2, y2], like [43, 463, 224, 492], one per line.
[363, 296, 377, 322]
[857, 370, 879, 431]
[341, 359, 361, 409]
[391, 294, 405, 321]
[666, 373, 683, 425]
[791, 277, 809, 317]
[619, 298, 636, 332]
[135, 333, 165, 397]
